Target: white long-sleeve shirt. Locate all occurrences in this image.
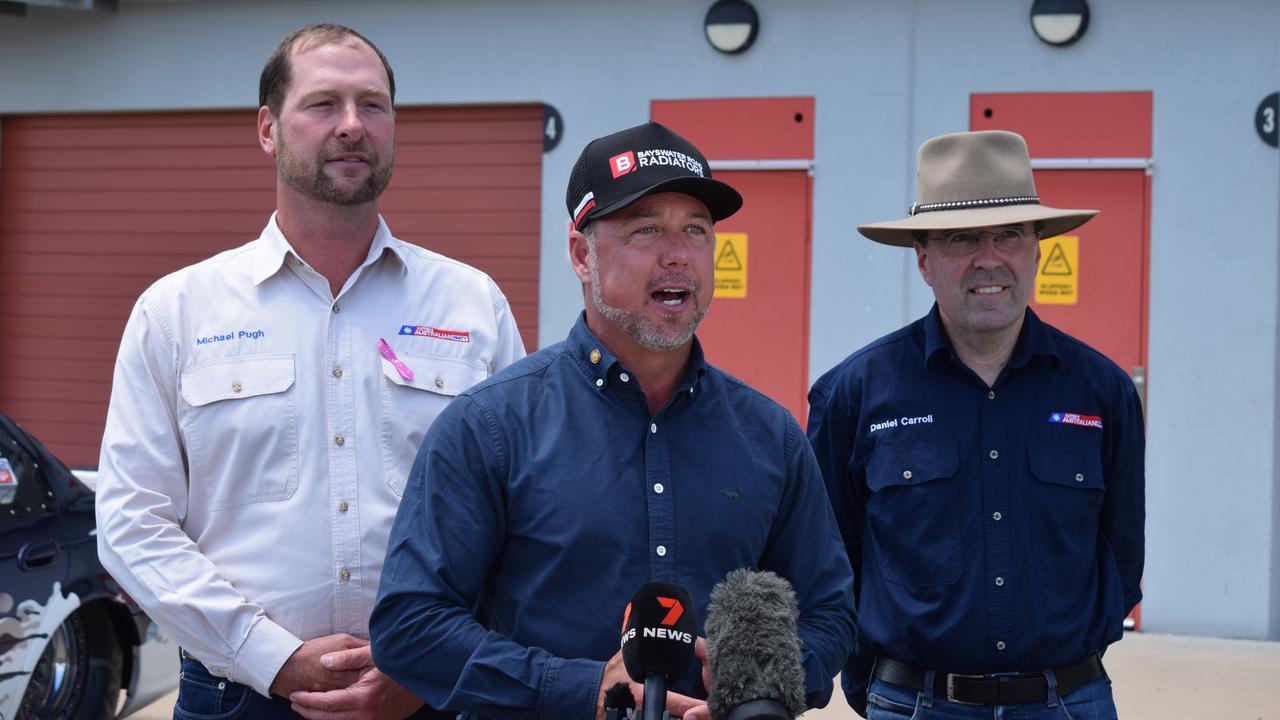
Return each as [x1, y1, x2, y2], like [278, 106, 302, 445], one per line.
[95, 214, 524, 696]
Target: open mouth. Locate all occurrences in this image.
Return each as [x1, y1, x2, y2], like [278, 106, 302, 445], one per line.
[651, 288, 690, 307]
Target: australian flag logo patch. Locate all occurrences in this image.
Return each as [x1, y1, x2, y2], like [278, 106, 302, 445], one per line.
[1049, 412, 1103, 429]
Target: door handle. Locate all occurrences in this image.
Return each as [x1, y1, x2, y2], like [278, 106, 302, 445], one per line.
[18, 539, 59, 570]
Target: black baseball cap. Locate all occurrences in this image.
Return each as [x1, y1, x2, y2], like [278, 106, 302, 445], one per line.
[566, 122, 743, 231]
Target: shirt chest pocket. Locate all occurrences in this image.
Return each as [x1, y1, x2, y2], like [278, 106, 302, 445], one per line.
[1028, 442, 1105, 587]
[864, 441, 961, 586]
[179, 354, 298, 511]
[379, 352, 487, 496]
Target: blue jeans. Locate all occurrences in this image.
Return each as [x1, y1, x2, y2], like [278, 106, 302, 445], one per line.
[865, 671, 1118, 720]
[174, 658, 454, 720]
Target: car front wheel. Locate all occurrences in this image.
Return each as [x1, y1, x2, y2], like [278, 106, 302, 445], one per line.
[18, 602, 123, 720]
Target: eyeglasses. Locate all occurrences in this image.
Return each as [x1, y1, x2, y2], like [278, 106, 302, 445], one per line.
[928, 227, 1037, 256]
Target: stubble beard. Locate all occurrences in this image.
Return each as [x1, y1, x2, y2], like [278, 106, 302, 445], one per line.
[588, 244, 704, 351]
[276, 132, 394, 206]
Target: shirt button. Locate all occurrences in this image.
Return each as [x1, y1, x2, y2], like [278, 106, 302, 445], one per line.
[996, 640, 1006, 651]
[595, 379, 604, 388]
[231, 382, 242, 393]
[989, 449, 999, 460]
[653, 483, 664, 494]
[995, 576, 1005, 587]
[334, 435, 345, 446]
[992, 511, 1003, 521]
[332, 366, 343, 378]
[620, 372, 630, 382]
[435, 377, 445, 389]
[656, 545, 667, 557]
[338, 500, 349, 512]
[332, 304, 341, 314]
[650, 423, 658, 434]
[1075, 473, 1085, 482]
[339, 568, 351, 581]
[590, 349, 601, 364]
[902, 470, 913, 480]
[988, 390, 996, 400]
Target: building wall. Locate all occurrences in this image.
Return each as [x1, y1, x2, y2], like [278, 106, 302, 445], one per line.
[1, 0, 1277, 638]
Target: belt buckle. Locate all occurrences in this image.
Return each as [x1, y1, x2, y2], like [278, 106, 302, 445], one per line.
[945, 673, 985, 706]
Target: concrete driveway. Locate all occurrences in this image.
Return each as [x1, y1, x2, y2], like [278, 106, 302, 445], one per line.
[127, 633, 1279, 720]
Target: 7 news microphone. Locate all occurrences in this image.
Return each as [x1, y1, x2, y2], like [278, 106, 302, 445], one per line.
[704, 569, 807, 720]
[620, 581, 698, 720]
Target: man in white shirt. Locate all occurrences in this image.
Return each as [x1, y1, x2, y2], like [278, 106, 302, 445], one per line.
[95, 24, 524, 720]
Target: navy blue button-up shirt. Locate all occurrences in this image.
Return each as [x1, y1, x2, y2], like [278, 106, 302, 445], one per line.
[807, 306, 1144, 714]
[372, 315, 855, 720]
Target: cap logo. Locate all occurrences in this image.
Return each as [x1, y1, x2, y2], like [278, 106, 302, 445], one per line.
[636, 149, 705, 177]
[610, 151, 638, 178]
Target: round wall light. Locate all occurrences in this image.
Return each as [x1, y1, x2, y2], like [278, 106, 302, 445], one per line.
[705, 0, 759, 55]
[1030, 0, 1090, 47]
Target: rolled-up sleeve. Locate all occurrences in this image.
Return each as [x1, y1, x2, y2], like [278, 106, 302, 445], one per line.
[95, 295, 301, 696]
[371, 394, 602, 720]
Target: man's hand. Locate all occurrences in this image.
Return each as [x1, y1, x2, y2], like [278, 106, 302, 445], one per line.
[596, 649, 708, 720]
[289, 645, 424, 720]
[270, 634, 368, 698]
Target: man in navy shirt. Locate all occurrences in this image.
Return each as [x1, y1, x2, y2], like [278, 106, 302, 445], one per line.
[808, 131, 1144, 719]
[370, 122, 855, 720]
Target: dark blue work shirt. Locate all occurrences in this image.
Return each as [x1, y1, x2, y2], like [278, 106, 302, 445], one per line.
[807, 306, 1144, 714]
[372, 314, 855, 720]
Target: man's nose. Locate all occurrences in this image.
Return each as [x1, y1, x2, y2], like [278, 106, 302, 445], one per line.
[658, 234, 693, 267]
[335, 102, 365, 142]
[972, 235, 1003, 268]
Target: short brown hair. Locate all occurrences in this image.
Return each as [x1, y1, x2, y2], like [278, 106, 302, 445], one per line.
[258, 23, 396, 115]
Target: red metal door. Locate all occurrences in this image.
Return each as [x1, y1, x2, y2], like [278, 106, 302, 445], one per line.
[652, 97, 815, 424]
[697, 170, 812, 423]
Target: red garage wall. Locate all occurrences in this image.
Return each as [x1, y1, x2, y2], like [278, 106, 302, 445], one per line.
[0, 105, 542, 465]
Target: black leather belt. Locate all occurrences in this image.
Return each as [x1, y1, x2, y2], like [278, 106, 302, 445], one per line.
[872, 654, 1104, 706]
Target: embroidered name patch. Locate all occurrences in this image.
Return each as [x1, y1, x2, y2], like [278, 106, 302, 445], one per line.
[398, 325, 471, 343]
[1049, 412, 1103, 429]
[869, 414, 934, 434]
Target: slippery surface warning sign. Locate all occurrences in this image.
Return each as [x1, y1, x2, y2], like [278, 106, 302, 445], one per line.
[714, 232, 748, 298]
[1036, 235, 1079, 305]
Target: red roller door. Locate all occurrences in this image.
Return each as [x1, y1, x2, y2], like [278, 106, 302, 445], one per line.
[0, 105, 542, 466]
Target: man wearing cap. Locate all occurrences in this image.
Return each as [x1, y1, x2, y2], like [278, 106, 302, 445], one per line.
[369, 122, 855, 720]
[808, 131, 1144, 719]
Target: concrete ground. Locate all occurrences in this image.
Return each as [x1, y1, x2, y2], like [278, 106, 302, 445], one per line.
[127, 633, 1279, 720]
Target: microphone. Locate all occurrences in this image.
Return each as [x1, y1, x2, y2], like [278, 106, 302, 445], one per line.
[705, 569, 806, 720]
[620, 581, 698, 720]
[604, 682, 636, 720]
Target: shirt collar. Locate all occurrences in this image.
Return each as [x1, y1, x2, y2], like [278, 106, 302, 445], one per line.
[567, 313, 709, 392]
[923, 303, 1061, 371]
[251, 212, 406, 286]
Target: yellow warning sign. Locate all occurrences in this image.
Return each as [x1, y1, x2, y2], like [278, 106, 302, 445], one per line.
[1035, 235, 1078, 305]
[714, 233, 747, 298]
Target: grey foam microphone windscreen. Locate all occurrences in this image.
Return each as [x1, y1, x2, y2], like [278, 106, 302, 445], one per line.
[705, 569, 807, 720]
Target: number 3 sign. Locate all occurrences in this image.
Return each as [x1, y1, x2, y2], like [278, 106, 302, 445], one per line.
[1258, 92, 1279, 148]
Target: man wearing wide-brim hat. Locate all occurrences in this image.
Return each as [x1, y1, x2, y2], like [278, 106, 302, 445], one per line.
[807, 130, 1145, 719]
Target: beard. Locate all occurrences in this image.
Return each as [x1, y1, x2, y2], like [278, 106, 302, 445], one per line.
[588, 245, 705, 351]
[276, 132, 394, 206]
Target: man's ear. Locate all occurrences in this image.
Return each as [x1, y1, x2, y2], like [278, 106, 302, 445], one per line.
[257, 106, 277, 157]
[913, 240, 934, 288]
[568, 228, 592, 286]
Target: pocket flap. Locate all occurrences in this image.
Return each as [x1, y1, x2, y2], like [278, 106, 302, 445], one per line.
[181, 354, 296, 407]
[380, 352, 486, 398]
[1028, 442, 1104, 490]
[866, 442, 959, 492]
